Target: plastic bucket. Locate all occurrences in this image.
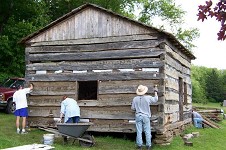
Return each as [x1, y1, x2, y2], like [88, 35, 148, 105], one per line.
[43, 134, 55, 145]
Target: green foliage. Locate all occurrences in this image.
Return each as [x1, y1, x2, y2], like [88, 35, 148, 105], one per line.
[206, 69, 222, 102]
[137, 0, 199, 49]
[44, 0, 138, 21]
[191, 65, 226, 103]
[191, 78, 207, 104]
[0, 0, 50, 80]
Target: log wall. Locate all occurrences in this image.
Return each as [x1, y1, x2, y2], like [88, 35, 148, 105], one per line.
[163, 42, 192, 129]
[26, 35, 166, 133]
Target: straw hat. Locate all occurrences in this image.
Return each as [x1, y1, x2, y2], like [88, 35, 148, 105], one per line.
[136, 85, 148, 95]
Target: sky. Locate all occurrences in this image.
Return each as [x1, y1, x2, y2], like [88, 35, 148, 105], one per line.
[174, 0, 226, 70]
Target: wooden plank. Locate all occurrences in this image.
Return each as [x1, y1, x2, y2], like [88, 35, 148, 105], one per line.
[30, 81, 77, 96]
[165, 78, 192, 95]
[99, 79, 163, 94]
[28, 48, 165, 62]
[29, 39, 161, 53]
[31, 34, 158, 46]
[3, 144, 54, 150]
[164, 104, 179, 113]
[165, 91, 179, 101]
[26, 71, 163, 82]
[28, 105, 159, 120]
[28, 95, 62, 107]
[165, 55, 191, 75]
[202, 116, 220, 129]
[165, 68, 191, 84]
[164, 40, 192, 61]
[164, 44, 191, 68]
[27, 58, 163, 71]
[28, 106, 135, 119]
[164, 118, 192, 131]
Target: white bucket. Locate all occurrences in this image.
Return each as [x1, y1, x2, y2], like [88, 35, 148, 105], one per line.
[43, 134, 55, 145]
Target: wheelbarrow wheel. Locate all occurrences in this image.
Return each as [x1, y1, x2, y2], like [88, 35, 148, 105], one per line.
[79, 134, 95, 147]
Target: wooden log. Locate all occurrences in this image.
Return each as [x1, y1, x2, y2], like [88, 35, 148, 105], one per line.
[26, 71, 163, 82]
[28, 49, 165, 62]
[202, 116, 220, 129]
[28, 39, 161, 53]
[27, 58, 163, 71]
[30, 34, 158, 46]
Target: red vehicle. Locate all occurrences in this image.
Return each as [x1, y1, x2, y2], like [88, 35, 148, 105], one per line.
[0, 78, 25, 113]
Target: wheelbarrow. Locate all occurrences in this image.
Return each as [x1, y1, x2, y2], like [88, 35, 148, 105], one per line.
[39, 122, 95, 147]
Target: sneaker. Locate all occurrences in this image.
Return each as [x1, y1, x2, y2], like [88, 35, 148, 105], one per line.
[17, 129, 20, 134]
[21, 131, 28, 134]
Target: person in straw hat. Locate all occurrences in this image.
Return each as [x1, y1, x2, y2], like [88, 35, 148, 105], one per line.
[131, 85, 158, 150]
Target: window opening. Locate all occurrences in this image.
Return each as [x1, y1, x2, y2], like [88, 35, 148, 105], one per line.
[78, 81, 97, 100]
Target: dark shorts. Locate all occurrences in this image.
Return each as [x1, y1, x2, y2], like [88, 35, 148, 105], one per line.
[14, 108, 28, 117]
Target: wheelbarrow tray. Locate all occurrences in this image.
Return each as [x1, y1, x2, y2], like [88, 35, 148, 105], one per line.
[57, 122, 93, 138]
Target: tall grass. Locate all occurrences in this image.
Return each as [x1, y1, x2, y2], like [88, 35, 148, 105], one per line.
[0, 103, 226, 150]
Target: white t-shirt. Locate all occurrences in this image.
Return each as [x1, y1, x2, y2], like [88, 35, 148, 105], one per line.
[13, 88, 31, 110]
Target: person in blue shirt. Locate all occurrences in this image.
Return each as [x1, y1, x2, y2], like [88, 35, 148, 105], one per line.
[60, 95, 80, 123]
[192, 109, 203, 128]
[131, 85, 158, 150]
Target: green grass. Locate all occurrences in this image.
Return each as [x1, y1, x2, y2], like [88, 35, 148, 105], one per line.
[0, 103, 226, 150]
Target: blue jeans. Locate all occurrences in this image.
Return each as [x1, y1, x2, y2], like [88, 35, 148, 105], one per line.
[135, 115, 151, 147]
[66, 116, 80, 123]
[193, 118, 203, 128]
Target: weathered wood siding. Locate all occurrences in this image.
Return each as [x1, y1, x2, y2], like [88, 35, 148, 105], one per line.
[26, 34, 166, 133]
[163, 42, 192, 126]
[27, 8, 157, 44]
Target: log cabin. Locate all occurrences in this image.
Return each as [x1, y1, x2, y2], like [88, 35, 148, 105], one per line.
[20, 3, 195, 145]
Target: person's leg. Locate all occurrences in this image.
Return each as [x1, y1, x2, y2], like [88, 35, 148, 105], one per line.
[135, 115, 143, 147]
[16, 116, 20, 129]
[14, 109, 21, 133]
[193, 118, 199, 128]
[20, 108, 28, 133]
[16, 116, 20, 133]
[74, 116, 80, 123]
[143, 116, 151, 148]
[22, 117, 26, 131]
[196, 118, 203, 128]
[66, 118, 73, 123]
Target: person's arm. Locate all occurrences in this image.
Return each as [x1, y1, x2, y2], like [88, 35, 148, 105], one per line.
[29, 83, 34, 90]
[60, 101, 65, 122]
[60, 112, 64, 121]
[152, 85, 158, 103]
[131, 98, 136, 111]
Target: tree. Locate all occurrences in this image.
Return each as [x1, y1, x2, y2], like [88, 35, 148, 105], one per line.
[206, 69, 223, 102]
[192, 78, 207, 104]
[137, 0, 200, 49]
[191, 65, 209, 103]
[0, 0, 50, 80]
[197, 0, 226, 40]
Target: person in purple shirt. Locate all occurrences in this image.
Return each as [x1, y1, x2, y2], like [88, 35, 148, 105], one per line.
[131, 85, 158, 150]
